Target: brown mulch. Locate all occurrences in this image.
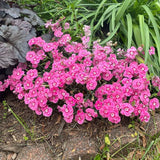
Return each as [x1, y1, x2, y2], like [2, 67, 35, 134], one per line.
[1, 90, 159, 159]
[0, 91, 122, 159]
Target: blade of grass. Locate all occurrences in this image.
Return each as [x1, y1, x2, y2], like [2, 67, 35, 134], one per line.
[133, 24, 142, 47]
[39, 8, 66, 14]
[94, 0, 107, 20]
[142, 5, 160, 43]
[126, 13, 132, 48]
[91, 0, 108, 29]
[144, 23, 150, 63]
[139, 15, 145, 47]
[110, 8, 116, 31]
[111, 138, 136, 158]
[141, 141, 155, 160]
[78, 4, 100, 6]
[79, 3, 116, 7]
[3, 101, 31, 136]
[78, 12, 95, 23]
[150, 30, 160, 65]
[116, 0, 132, 23]
[75, 0, 82, 6]
[94, 4, 120, 31]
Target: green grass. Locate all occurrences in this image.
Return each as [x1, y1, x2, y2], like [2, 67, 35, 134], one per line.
[2, 100, 35, 140]
[93, 120, 160, 160]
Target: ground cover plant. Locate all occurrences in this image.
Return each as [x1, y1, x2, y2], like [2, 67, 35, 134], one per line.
[0, 18, 159, 125]
[13, 0, 160, 87]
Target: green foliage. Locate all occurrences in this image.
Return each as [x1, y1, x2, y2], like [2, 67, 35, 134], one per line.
[23, 136, 29, 141]
[14, 0, 86, 42]
[2, 100, 34, 140]
[13, 0, 160, 77]
[80, 0, 160, 77]
[94, 134, 110, 160]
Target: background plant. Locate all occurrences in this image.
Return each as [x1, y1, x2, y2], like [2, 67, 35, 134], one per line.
[79, 0, 160, 78]
[14, 0, 160, 78]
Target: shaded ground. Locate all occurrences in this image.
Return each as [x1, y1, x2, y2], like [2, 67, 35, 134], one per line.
[0, 91, 160, 160]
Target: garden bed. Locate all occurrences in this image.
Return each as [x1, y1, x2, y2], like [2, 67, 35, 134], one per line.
[1, 0, 160, 160]
[0, 91, 160, 160]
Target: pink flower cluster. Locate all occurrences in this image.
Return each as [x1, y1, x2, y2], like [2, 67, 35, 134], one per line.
[0, 19, 159, 124]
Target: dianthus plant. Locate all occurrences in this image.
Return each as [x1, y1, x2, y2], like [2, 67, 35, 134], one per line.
[0, 18, 159, 125]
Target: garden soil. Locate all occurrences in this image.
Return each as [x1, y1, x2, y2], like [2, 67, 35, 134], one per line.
[0, 90, 136, 160]
[1, 91, 160, 160]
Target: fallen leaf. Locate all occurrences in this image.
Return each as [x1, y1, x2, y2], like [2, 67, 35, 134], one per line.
[142, 135, 147, 148]
[140, 126, 146, 131]
[99, 143, 105, 151]
[127, 150, 135, 159]
[135, 150, 145, 160]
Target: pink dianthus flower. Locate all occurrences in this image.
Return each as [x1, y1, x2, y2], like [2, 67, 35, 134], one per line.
[65, 44, 74, 53]
[85, 108, 97, 121]
[126, 46, 138, 59]
[149, 98, 159, 110]
[132, 78, 145, 90]
[75, 109, 85, 124]
[64, 22, 70, 30]
[23, 80, 34, 90]
[102, 70, 113, 81]
[28, 98, 38, 111]
[65, 96, 76, 106]
[60, 104, 73, 118]
[107, 107, 121, 124]
[94, 99, 103, 110]
[42, 106, 53, 117]
[120, 103, 134, 117]
[12, 68, 24, 80]
[37, 50, 46, 60]
[54, 29, 63, 37]
[86, 80, 97, 90]
[74, 93, 84, 104]
[139, 111, 150, 122]
[26, 69, 38, 80]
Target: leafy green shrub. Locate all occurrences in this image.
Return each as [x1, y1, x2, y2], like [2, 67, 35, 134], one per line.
[78, 0, 160, 77]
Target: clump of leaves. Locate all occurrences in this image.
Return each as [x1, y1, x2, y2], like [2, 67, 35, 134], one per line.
[0, 0, 44, 68]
